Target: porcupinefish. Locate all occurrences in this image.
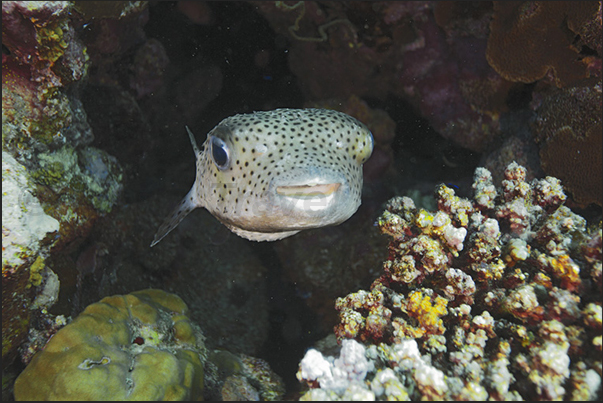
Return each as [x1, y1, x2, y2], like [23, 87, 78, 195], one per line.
[151, 108, 373, 246]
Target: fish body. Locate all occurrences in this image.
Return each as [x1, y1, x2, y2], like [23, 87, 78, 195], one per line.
[151, 108, 373, 246]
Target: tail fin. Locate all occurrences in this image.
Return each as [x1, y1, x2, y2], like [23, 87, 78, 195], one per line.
[150, 188, 198, 247]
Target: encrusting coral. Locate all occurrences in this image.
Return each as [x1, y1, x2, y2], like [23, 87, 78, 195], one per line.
[298, 162, 602, 400]
[2, 152, 61, 364]
[532, 79, 602, 207]
[2, 0, 124, 367]
[486, 1, 601, 88]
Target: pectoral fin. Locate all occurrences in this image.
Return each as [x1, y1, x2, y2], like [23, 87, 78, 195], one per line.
[151, 188, 198, 247]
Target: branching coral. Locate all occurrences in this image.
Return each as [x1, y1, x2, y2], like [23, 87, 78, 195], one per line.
[300, 162, 602, 400]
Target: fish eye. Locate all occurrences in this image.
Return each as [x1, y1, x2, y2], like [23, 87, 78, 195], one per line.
[211, 136, 230, 170]
[356, 130, 374, 164]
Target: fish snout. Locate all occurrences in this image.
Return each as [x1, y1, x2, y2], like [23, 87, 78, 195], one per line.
[267, 167, 354, 223]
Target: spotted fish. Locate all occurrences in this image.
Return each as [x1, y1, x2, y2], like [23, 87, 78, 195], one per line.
[151, 108, 373, 246]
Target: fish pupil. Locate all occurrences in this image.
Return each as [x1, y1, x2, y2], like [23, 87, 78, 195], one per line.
[211, 137, 230, 170]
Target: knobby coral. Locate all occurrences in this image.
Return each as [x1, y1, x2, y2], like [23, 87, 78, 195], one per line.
[13, 288, 287, 401]
[298, 162, 602, 400]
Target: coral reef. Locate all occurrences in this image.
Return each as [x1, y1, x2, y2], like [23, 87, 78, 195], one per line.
[219, 354, 286, 401]
[14, 289, 207, 400]
[2, 1, 124, 369]
[253, 1, 508, 152]
[486, 1, 601, 88]
[2, 1, 90, 159]
[532, 79, 602, 206]
[3, 1, 601, 399]
[13, 288, 286, 401]
[298, 162, 602, 400]
[297, 338, 375, 400]
[1, 153, 60, 273]
[1, 152, 60, 365]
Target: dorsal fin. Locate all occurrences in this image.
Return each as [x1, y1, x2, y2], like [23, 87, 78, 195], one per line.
[186, 126, 201, 155]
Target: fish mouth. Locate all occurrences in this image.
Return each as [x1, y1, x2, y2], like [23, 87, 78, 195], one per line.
[276, 183, 341, 198]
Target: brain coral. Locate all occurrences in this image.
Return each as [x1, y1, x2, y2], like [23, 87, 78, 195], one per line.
[14, 289, 206, 401]
[486, 1, 601, 87]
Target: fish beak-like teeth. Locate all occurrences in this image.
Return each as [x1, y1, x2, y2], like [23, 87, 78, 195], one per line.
[276, 183, 341, 198]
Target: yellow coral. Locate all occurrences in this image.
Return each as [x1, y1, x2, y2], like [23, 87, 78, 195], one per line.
[403, 290, 448, 336]
[35, 19, 69, 64]
[547, 254, 582, 292]
[536, 252, 582, 291]
[435, 185, 473, 227]
[27, 255, 45, 288]
[416, 209, 437, 230]
[14, 289, 205, 401]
